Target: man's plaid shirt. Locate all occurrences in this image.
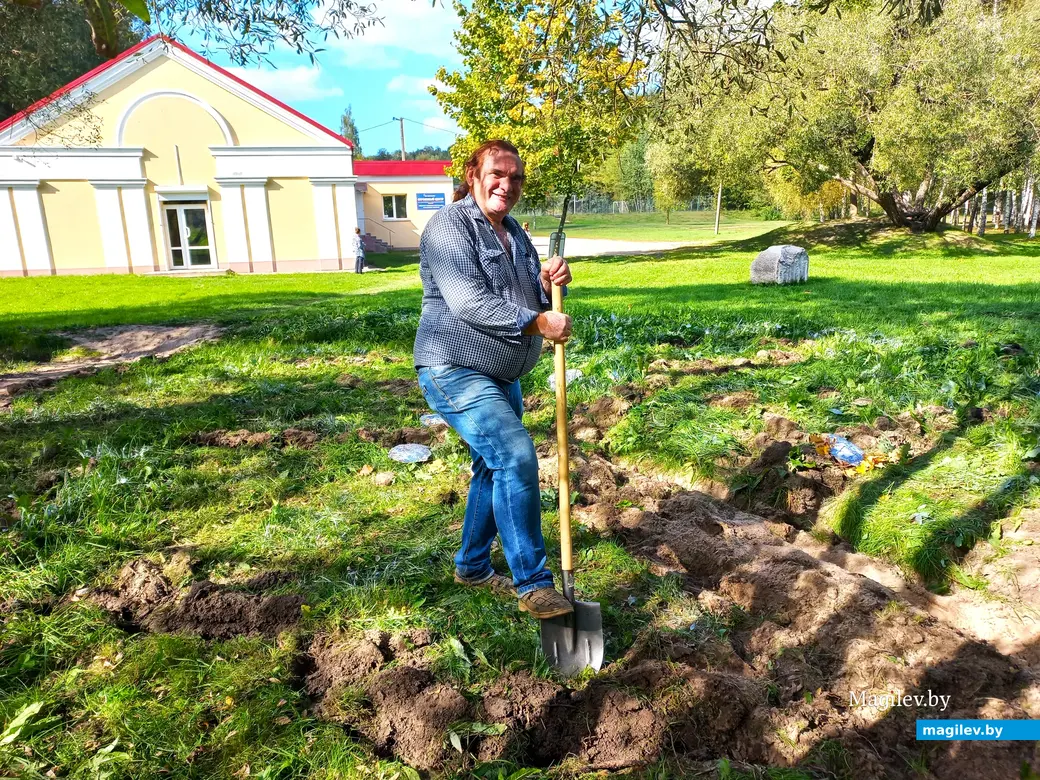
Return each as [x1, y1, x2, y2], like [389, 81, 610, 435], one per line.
[414, 194, 550, 381]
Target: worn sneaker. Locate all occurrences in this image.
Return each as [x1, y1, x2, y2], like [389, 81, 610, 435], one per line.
[454, 571, 517, 597]
[518, 587, 574, 619]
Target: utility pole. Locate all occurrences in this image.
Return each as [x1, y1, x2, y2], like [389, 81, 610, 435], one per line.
[392, 117, 406, 161]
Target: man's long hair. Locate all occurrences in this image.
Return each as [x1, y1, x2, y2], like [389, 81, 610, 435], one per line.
[453, 139, 522, 202]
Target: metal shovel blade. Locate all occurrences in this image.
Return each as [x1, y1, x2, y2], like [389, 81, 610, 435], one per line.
[540, 599, 604, 677]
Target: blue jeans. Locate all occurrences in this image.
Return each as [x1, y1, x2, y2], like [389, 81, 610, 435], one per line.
[416, 365, 554, 596]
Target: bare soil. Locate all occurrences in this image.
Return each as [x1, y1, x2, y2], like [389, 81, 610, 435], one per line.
[0, 325, 223, 409]
[94, 559, 303, 640]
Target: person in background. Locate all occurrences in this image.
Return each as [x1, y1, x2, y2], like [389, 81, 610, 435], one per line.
[353, 227, 366, 274]
[413, 139, 574, 619]
[522, 221, 532, 240]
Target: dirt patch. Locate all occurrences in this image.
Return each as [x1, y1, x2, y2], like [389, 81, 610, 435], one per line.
[366, 667, 470, 769]
[190, 427, 330, 450]
[354, 425, 444, 449]
[94, 560, 302, 639]
[0, 325, 223, 407]
[279, 428, 320, 449]
[375, 378, 421, 395]
[595, 489, 1040, 777]
[192, 429, 273, 448]
[302, 629, 464, 769]
[146, 581, 303, 640]
[709, 391, 759, 410]
[93, 559, 174, 626]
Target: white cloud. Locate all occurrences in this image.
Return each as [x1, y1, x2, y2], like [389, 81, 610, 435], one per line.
[225, 64, 344, 102]
[420, 114, 460, 136]
[324, 0, 463, 70]
[386, 75, 446, 95]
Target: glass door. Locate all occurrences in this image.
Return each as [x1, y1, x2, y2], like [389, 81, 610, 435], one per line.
[163, 203, 214, 269]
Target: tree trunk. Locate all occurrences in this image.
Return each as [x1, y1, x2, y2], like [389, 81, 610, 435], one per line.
[994, 189, 1003, 231]
[967, 196, 978, 233]
[714, 178, 723, 235]
[556, 194, 570, 235]
[1030, 184, 1039, 238]
[666, 208, 670, 225]
[978, 188, 988, 236]
[1023, 175, 1035, 233]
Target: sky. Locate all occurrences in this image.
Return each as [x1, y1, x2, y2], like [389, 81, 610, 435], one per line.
[184, 0, 464, 155]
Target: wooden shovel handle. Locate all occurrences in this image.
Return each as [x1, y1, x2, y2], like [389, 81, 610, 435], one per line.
[552, 283, 573, 573]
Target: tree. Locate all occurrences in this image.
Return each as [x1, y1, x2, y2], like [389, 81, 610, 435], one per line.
[433, 0, 644, 233]
[0, 0, 381, 64]
[367, 145, 451, 161]
[0, 0, 139, 122]
[593, 135, 654, 205]
[739, 0, 1040, 232]
[340, 104, 362, 157]
[645, 142, 702, 224]
[650, 83, 769, 231]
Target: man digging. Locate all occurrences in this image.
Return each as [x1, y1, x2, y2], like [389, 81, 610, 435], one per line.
[414, 139, 575, 619]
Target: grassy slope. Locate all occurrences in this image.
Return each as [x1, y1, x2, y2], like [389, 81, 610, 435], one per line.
[2, 218, 1039, 778]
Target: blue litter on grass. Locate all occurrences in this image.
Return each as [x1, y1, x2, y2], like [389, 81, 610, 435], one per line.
[829, 408, 846, 416]
[826, 434, 864, 466]
[388, 444, 432, 463]
[420, 413, 448, 428]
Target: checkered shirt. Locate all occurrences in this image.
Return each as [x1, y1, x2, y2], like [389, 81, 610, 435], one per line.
[414, 194, 549, 381]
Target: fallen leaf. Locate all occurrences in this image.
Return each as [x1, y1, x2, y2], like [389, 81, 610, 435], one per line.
[359, 464, 374, 477]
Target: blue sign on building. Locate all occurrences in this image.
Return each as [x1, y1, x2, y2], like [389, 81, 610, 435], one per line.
[417, 193, 446, 211]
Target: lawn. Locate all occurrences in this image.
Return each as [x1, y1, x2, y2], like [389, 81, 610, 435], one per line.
[2, 217, 1040, 778]
[522, 208, 788, 243]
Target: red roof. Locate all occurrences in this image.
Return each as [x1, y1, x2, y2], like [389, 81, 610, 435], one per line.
[354, 160, 451, 176]
[0, 35, 353, 147]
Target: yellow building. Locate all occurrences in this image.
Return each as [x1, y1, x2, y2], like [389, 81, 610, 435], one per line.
[0, 36, 453, 277]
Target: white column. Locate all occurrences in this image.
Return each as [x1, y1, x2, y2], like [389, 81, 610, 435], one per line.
[241, 178, 273, 272]
[120, 181, 155, 273]
[215, 178, 249, 271]
[355, 189, 366, 234]
[0, 186, 22, 275]
[91, 182, 130, 272]
[309, 179, 339, 266]
[333, 181, 359, 259]
[9, 181, 52, 274]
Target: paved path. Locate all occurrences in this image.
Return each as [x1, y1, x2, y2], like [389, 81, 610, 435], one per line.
[529, 235, 697, 258]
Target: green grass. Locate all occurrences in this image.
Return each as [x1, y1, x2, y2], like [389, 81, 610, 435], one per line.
[522, 208, 787, 243]
[2, 216, 1040, 776]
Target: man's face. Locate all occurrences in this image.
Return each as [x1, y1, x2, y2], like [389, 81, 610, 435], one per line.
[471, 151, 524, 221]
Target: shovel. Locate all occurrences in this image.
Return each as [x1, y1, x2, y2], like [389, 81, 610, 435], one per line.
[540, 260, 605, 677]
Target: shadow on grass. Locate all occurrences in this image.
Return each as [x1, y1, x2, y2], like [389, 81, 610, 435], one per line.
[575, 218, 1040, 265]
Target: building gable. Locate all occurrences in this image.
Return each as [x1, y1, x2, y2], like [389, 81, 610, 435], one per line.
[0, 36, 352, 149]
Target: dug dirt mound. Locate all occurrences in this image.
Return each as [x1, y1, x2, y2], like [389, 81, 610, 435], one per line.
[145, 581, 303, 640]
[598, 489, 1040, 778]
[94, 560, 303, 639]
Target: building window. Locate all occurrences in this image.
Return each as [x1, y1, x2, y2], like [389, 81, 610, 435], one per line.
[163, 202, 214, 269]
[383, 194, 408, 220]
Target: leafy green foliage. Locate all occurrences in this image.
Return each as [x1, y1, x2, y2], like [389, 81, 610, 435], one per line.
[434, 0, 644, 222]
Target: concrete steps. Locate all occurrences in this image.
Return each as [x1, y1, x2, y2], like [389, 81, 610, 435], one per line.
[362, 234, 390, 253]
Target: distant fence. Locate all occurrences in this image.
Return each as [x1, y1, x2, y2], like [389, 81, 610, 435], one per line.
[513, 194, 715, 217]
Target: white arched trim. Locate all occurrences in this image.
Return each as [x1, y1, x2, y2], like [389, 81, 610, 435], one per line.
[116, 90, 234, 146]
